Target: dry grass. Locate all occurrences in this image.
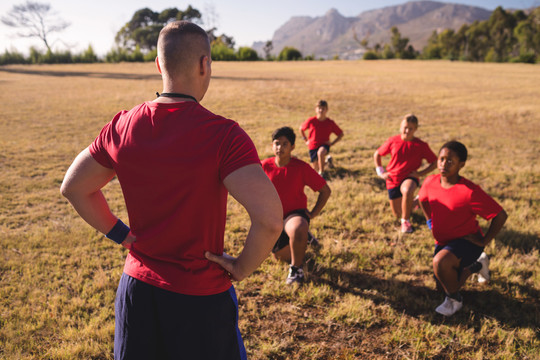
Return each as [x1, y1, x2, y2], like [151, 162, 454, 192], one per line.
[0, 60, 539, 359]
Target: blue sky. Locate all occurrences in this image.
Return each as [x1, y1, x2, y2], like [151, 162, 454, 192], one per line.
[1, 0, 538, 56]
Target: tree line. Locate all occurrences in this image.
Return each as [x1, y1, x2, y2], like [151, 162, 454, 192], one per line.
[1, 3, 539, 65]
[363, 6, 540, 63]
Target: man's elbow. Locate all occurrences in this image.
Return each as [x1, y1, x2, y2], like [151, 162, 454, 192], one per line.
[60, 181, 71, 199]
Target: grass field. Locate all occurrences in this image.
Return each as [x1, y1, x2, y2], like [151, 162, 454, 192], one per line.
[0, 60, 539, 359]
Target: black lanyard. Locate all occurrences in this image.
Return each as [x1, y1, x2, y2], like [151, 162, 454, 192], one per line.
[156, 92, 197, 103]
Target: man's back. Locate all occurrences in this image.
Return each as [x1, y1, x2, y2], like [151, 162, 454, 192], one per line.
[90, 101, 260, 295]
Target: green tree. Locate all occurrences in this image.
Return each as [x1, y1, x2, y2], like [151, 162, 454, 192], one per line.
[263, 40, 274, 60]
[278, 46, 302, 61]
[390, 26, 413, 59]
[1, 1, 70, 52]
[487, 6, 517, 62]
[115, 6, 202, 53]
[211, 43, 236, 61]
[514, 7, 540, 60]
[237, 47, 259, 61]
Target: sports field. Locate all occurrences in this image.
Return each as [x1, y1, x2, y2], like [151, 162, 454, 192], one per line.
[0, 60, 539, 359]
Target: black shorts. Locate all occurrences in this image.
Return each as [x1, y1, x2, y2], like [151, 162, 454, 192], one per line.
[272, 209, 310, 253]
[434, 238, 484, 269]
[114, 273, 247, 360]
[387, 177, 420, 199]
[309, 144, 330, 162]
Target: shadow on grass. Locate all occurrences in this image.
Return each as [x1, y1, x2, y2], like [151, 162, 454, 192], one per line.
[0, 67, 287, 82]
[496, 228, 540, 252]
[307, 258, 540, 332]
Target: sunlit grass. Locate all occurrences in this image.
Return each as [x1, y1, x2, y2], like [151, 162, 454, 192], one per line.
[0, 60, 538, 359]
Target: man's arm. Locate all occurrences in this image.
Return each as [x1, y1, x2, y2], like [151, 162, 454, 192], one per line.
[205, 164, 283, 281]
[307, 184, 331, 219]
[60, 148, 135, 246]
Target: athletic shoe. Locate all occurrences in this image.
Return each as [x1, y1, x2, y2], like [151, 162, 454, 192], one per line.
[435, 296, 463, 316]
[477, 252, 490, 283]
[401, 220, 413, 233]
[307, 231, 320, 248]
[286, 266, 305, 285]
[325, 155, 334, 169]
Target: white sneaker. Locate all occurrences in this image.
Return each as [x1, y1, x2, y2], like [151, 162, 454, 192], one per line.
[477, 252, 490, 283]
[325, 155, 334, 169]
[435, 296, 463, 316]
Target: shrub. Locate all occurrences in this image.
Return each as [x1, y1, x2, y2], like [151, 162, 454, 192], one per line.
[0, 49, 27, 65]
[363, 51, 379, 60]
[278, 46, 302, 61]
[211, 43, 237, 61]
[237, 47, 259, 61]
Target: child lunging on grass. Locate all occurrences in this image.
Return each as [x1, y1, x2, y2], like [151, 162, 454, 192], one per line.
[374, 114, 437, 233]
[300, 100, 344, 177]
[418, 141, 507, 316]
[262, 127, 332, 285]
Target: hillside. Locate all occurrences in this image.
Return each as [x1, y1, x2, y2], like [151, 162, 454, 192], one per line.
[253, 1, 493, 59]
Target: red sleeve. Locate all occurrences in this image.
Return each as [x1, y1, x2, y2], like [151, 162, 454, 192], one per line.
[470, 184, 503, 220]
[88, 111, 127, 169]
[302, 161, 327, 192]
[331, 120, 343, 136]
[377, 136, 393, 157]
[300, 118, 311, 132]
[423, 142, 437, 163]
[218, 123, 261, 181]
[418, 176, 429, 202]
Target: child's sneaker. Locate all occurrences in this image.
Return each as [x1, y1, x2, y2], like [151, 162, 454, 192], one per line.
[401, 219, 413, 233]
[286, 265, 305, 285]
[307, 231, 320, 248]
[477, 252, 490, 283]
[435, 296, 463, 316]
[325, 155, 334, 169]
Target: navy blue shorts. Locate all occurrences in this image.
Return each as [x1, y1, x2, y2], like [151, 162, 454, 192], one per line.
[387, 177, 420, 199]
[272, 209, 310, 253]
[309, 144, 330, 162]
[114, 273, 247, 360]
[434, 238, 484, 269]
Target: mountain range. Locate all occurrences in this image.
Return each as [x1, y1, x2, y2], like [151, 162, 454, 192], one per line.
[252, 1, 495, 59]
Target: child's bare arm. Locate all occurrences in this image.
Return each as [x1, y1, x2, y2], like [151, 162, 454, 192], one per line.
[373, 151, 389, 179]
[464, 210, 508, 247]
[329, 133, 344, 146]
[308, 184, 331, 219]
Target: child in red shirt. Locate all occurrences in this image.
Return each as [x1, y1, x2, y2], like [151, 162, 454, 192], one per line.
[262, 127, 331, 284]
[374, 114, 437, 233]
[419, 141, 507, 316]
[300, 100, 344, 176]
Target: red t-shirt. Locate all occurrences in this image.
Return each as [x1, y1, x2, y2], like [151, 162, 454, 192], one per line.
[89, 101, 260, 296]
[377, 135, 437, 189]
[418, 174, 503, 246]
[261, 157, 326, 217]
[300, 116, 343, 150]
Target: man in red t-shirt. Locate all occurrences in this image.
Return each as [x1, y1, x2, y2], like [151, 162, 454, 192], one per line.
[419, 141, 507, 317]
[61, 21, 282, 360]
[299, 100, 344, 176]
[374, 114, 437, 233]
[262, 127, 331, 284]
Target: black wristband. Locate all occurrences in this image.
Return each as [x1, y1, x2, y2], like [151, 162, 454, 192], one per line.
[106, 219, 130, 244]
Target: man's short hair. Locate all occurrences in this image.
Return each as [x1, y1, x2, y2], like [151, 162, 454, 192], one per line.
[157, 21, 210, 78]
[272, 126, 296, 145]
